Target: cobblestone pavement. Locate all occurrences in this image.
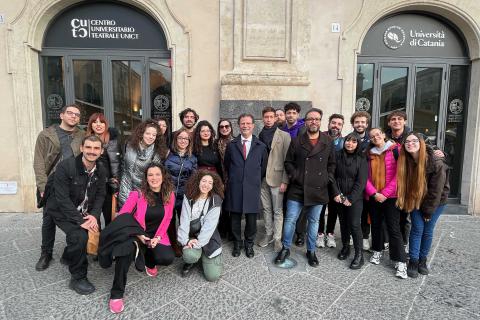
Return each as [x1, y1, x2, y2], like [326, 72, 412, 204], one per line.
[0, 212, 479, 320]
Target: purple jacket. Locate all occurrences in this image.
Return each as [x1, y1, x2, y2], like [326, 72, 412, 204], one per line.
[281, 119, 305, 139]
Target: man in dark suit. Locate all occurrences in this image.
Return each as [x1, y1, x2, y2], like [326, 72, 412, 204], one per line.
[224, 113, 268, 258]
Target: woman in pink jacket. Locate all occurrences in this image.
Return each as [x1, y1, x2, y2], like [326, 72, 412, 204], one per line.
[109, 163, 175, 313]
[365, 128, 407, 279]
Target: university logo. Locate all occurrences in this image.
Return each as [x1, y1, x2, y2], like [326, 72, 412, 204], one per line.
[355, 97, 371, 112]
[384, 26, 406, 49]
[449, 99, 463, 115]
[153, 95, 170, 112]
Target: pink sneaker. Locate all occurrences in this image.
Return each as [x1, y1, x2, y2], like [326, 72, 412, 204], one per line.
[145, 266, 158, 277]
[109, 298, 124, 314]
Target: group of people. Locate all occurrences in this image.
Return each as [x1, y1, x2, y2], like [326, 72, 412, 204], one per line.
[33, 102, 449, 314]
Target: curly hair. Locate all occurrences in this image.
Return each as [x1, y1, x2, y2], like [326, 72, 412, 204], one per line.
[185, 170, 224, 200]
[128, 119, 168, 159]
[179, 108, 199, 124]
[140, 162, 174, 206]
[193, 120, 216, 155]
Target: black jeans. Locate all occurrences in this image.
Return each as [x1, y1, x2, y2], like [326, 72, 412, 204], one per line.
[318, 202, 338, 235]
[361, 199, 370, 239]
[369, 198, 406, 263]
[334, 201, 363, 253]
[295, 209, 306, 238]
[51, 216, 88, 280]
[101, 186, 114, 228]
[399, 210, 411, 245]
[231, 212, 257, 247]
[110, 242, 174, 299]
[218, 203, 231, 238]
[41, 209, 56, 254]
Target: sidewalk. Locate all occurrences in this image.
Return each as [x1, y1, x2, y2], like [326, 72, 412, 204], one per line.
[0, 212, 478, 319]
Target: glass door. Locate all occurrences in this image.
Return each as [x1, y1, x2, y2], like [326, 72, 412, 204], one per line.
[377, 65, 410, 129]
[109, 59, 145, 143]
[412, 66, 447, 147]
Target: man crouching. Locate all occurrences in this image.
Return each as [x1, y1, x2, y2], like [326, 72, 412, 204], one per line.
[45, 135, 106, 295]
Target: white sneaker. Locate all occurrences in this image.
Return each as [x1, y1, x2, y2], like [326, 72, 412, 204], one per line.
[395, 262, 408, 279]
[316, 233, 325, 248]
[383, 242, 389, 251]
[326, 233, 336, 248]
[370, 251, 382, 265]
[362, 239, 370, 251]
[349, 236, 353, 246]
[404, 245, 409, 254]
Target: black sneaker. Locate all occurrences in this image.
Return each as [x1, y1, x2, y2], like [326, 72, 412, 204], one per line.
[418, 258, 429, 275]
[407, 260, 419, 278]
[181, 263, 194, 277]
[35, 252, 53, 271]
[69, 278, 95, 295]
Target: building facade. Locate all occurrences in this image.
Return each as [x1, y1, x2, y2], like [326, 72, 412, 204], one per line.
[0, 0, 479, 215]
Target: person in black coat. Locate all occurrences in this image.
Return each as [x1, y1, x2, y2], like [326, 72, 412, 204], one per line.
[330, 132, 368, 269]
[45, 135, 106, 295]
[224, 113, 268, 258]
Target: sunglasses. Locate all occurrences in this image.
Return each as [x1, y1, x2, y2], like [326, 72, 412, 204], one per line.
[219, 125, 230, 129]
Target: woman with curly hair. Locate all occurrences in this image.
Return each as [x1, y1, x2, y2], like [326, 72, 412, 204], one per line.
[193, 120, 222, 175]
[396, 132, 449, 278]
[118, 119, 168, 205]
[86, 113, 121, 227]
[108, 163, 175, 313]
[177, 170, 224, 281]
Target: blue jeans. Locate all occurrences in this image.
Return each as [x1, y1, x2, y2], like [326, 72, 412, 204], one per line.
[282, 200, 323, 251]
[409, 205, 445, 261]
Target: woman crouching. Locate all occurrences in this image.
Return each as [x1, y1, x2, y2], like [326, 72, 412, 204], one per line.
[177, 170, 224, 281]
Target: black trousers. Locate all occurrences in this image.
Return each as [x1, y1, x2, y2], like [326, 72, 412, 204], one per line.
[361, 199, 370, 239]
[218, 202, 231, 238]
[110, 242, 174, 299]
[295, 209, 306, 238]
[231, 212, 257, 247]
[41, 209, 56, 254]
[399, 210, 411, 245]
[318, 202, 338, 235]
[101, 186, 114, 227]
[334, 201, 363, 252]
[51, 216, 88, 280]
[369, 198, 406, 263]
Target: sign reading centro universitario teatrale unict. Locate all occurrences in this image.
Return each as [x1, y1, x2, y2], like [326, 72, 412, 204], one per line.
[43, 2, 167, 50]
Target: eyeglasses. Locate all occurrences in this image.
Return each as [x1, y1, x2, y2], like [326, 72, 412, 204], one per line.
[219, 125, 230, 129]
[305, 118, 321, 122]
[405, 139, 420, 145]
[177, 137, 190, 141]
[65, 110, 81, 118]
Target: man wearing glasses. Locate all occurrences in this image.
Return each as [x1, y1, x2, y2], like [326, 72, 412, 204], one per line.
[45, 135, 106, 295]
[34, 104, 85, 271]
[275, 108, 336, 267]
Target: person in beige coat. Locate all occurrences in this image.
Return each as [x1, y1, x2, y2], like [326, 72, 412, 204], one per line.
[258, 107, 291, 251]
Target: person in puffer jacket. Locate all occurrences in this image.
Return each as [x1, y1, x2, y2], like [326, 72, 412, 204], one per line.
[364, 127, 408, 279]
[164, 128, 198, 256]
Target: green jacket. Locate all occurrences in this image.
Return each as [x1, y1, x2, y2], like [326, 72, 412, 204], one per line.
[33, 125, 85, 192]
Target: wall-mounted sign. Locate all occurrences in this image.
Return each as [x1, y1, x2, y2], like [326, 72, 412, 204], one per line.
[331, 23, 341, 33]
[0, 14, 5, 24]
[43, 2, 167, 50]
[0, 181, 17, 194]
[362, 13, 467, 58]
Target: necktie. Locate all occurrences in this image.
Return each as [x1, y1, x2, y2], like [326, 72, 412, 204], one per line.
[242, 139, 247, 160]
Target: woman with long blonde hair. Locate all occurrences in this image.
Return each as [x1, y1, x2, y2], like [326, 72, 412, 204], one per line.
[396, 132, 449, 278]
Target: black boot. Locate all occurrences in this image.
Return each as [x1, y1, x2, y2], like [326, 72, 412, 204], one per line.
[418, 258, 429, 275]
[35, 252, 53, 271]
[407, 260, 419, 278]
[337, 246, 351, 260]
[245, 244, 255, 258]
[69, 278, 95, 295]
[181, 263, 195, 277]
[295, 233, 305, 246]
[306, 250, 319, 267]
[350, 251, 364, 269]
[232, 241, 242, 257]
[275, 247, 290, 264]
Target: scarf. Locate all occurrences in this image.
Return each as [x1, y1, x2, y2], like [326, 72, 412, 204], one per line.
[259, 126, 277, 152]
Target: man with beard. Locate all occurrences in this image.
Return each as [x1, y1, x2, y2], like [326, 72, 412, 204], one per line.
[173, 108, 199, 139]
[46, 135, 106, 295]
[316, 114, 345, 249]
[275, 108, 336, 267]
[34, 104, 85, 271]
[275, 108, 286, 128]
[281, 102, 305, 138]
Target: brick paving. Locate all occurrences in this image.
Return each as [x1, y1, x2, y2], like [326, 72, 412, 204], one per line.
[0, 212, 479, 319]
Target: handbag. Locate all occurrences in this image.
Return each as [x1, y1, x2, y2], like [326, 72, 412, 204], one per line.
[189, 199, 208, 238]
[87, 229, 100, 255]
